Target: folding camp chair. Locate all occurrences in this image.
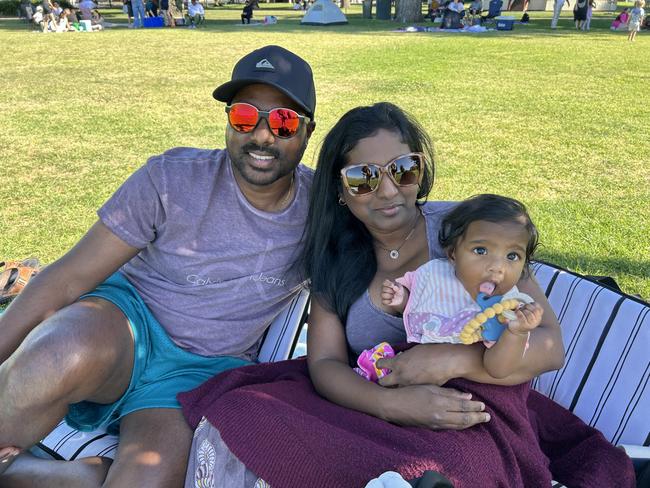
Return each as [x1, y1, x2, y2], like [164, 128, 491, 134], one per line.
[30, 289, 310, 461]
[29, 262, 650, 482]
[480, 0, 502, 24]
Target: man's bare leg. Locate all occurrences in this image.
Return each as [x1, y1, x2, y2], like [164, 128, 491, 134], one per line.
[0, 297, 134, 475]
[103, 408, 193, 488]
[1, 453, 111, 488]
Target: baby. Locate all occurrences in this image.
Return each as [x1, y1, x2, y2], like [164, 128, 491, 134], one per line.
[356, 194, 544, 381]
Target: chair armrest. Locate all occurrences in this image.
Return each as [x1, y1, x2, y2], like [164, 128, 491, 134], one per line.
[619, 444, 650, 461]
[257, 289, 310, 363]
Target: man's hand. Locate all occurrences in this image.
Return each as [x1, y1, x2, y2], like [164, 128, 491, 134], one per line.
[382, 384, 490, 430]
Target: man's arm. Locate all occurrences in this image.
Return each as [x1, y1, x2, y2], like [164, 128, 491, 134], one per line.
[0, 220, 140, 364]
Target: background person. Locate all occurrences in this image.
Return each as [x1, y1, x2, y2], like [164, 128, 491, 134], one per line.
[550, 0, 569, 28]
[573, 0, 588, 29]
[241, 0, 259, 24]
[627, 0, 646, 40]
[185, 0, 204, 28]
[131, 0, 145, 27]
[611, 7, 629, 29]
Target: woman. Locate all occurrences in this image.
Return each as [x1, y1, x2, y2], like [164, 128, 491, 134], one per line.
[180, 103, 633, 488]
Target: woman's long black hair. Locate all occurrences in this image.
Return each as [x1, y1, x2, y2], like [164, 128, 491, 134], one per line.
[298, 102, 435, 322]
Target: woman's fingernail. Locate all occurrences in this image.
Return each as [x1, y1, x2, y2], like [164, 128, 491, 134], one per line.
[484, 413, 491, 422]
[0, 447, 20, 460]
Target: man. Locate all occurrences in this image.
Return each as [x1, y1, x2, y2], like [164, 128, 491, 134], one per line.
[185, 0, 204, 27]
[550, 0, 570, 28]
[131, 0, 145, 27]
[0, 45, 316, 487]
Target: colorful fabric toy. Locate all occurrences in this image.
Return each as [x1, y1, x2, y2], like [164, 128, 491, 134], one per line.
[353, 342, 395, 382]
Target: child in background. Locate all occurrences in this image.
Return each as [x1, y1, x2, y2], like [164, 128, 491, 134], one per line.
[581, 0, 595, 29]
[628, 0, 646, 40]
[357, 194, 543, 382]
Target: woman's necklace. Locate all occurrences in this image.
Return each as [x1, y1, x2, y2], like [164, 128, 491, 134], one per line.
[376, 212, 420, 260]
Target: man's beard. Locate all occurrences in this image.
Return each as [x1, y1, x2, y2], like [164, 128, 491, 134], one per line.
[227, 137, 308, 187]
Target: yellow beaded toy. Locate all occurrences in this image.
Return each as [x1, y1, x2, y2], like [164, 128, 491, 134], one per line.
[459, 293, 534, 345]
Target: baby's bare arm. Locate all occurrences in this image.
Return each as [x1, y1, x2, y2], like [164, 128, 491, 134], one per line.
[483, 302, 544, 379]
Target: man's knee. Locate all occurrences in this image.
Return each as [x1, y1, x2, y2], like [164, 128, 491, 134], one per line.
[3, 301, 133, 405]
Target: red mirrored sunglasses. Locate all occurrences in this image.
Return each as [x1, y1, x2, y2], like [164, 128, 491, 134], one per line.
[225, 102, 308, 139]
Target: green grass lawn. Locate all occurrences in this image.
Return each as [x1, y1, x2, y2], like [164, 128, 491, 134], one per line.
[0, 4, 648, 299]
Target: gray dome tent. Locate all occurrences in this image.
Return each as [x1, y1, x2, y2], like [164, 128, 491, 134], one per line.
[301, 0, 348, 25]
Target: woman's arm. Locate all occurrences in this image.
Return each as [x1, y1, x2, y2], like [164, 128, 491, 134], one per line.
[307, 298, 490, 430]
[377, 273, 565, 387]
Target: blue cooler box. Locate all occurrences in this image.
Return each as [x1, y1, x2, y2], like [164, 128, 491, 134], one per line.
[495, 16, 514, 30]
[143, 16, 164, 27]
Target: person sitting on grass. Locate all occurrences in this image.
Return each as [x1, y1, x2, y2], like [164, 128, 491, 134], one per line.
[241, 0, 259, 24]
[31, 5, 47, 31]
[468, 0, 482, 23]
[185, 0, 205, 28]
[55, 8, 72, 31]
[440, 0, 465, 28]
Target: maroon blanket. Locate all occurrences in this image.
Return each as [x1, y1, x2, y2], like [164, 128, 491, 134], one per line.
[179, 358, 634, 488]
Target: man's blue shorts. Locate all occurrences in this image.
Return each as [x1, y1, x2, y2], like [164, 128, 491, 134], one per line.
[65, 272, 252, 433]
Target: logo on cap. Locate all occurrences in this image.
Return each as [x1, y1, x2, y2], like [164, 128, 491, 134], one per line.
[255, 59, 275, 70]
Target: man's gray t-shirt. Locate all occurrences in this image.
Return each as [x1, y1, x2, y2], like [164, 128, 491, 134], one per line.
[98, 147, 313, 360]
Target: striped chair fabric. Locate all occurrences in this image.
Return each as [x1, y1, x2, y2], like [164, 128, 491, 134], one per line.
[531, 261, 649, 448]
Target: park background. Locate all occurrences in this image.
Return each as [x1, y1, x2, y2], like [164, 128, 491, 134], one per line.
[0, 3, 648, 299]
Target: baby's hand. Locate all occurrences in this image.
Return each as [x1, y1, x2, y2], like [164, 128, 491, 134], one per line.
[381, 279, 407, 312]
[507, 302, 544, 336]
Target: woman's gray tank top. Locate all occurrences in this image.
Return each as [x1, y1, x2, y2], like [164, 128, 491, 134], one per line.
[345, 201, 457, 356]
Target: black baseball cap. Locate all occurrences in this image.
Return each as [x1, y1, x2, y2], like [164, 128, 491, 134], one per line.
[213, 45, 316, 119]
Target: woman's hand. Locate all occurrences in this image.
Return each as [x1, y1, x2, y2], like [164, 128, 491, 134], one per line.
[381, 384, 490, 430]
[376, 343, 469, 387]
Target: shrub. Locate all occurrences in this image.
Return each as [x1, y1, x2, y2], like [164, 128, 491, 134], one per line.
[0, 0, 20, 15]
[0, 0, 76, 16]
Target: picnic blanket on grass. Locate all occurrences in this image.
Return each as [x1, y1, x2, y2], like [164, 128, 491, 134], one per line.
[179, 357, 634, 488]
